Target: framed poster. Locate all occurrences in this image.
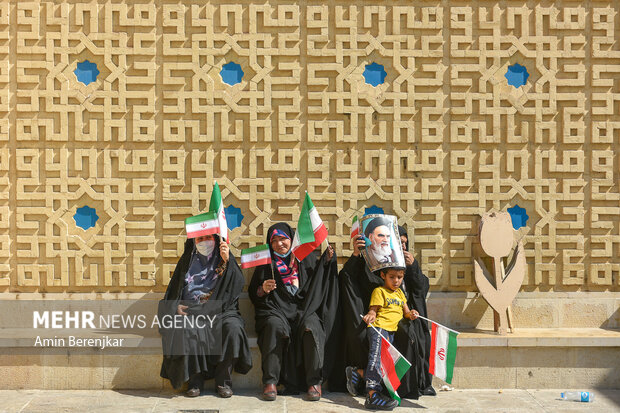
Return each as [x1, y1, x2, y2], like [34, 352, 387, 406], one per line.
[360, 214, 405, 272]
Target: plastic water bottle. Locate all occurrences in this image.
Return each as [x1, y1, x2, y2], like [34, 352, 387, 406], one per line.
[560, 391, 594, 402]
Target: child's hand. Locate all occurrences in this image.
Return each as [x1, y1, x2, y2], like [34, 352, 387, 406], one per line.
[363, 312, 376, 325]
[408, 309, 419, 320]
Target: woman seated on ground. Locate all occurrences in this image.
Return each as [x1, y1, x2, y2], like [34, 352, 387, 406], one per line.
[249, 223, 339, 402]
[159, 234, 252, 398]
[335, 230, 426, 400]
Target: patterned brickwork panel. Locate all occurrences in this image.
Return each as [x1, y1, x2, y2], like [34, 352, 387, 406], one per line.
[2, 1, 619, 292]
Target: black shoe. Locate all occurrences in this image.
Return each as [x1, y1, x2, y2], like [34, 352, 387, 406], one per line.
[186, 373, 203, 397]
[345, 366, 363, 396]
[307, 384, 321, 401]
[262, 383, 277, 401]
[422, 385, 436, 396]
[364, 392, 398, 410]
[186, 387, 200, 397]
[217, 384, 233, 398]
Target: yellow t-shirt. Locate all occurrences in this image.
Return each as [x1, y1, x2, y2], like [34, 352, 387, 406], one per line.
[368, 286, 406, 332]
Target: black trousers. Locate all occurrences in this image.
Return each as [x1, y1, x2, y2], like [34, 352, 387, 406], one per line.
[258, 315, 323, 387]
[188, 356, 235, 389]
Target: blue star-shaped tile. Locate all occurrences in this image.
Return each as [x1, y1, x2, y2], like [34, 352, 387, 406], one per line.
[364, 205, 385, 216]
[74, 60, 100, 86]
[507, 205, 529, 230]
[74, 206, 99, 230]
[505, 63, 529, 88]
[220, 62, 244, 86]
[363, 62, 387, 87]
[224, 205, 244, 230]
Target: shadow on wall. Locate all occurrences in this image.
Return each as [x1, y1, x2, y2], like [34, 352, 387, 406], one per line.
[602, 305, 619, 330]
[427, 292, 493, 330]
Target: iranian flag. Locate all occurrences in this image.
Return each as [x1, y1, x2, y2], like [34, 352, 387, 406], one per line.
[240, 244, 271, 269]
[185, 211, 219, 239]
[291, 192, 328, 261]
[350, 215, 359, 239]
[379, 333, 411, 404]
[429, 321, 459, 384]
[209, 182, 228, 243]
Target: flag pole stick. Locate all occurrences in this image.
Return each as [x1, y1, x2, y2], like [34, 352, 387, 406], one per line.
[359, 314, 388, 340]
[358, 314, 410, 364]
[415, 314, 460, 335]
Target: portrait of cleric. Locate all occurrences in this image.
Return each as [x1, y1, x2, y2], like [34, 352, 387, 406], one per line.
[360, 214, 405, 272]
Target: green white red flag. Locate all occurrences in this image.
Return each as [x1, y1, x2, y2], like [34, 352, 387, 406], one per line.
[185, 211, 219, 239]
[209, 182, 228, 243]
[350, 215, 359, 239]
[240, 244, 271, 269]
[429, 321, 459, 384]
[379, 332, 411, 404]
[291, 192, 328, 261]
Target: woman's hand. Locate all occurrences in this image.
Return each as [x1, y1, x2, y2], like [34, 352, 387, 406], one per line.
[327, 245, 334, 260]
[262, 279, 277, 294]
[404, 251, 414, 266]
[177, 304, 188, 316]
[362, 310, 376, 325]
[352, 236, 366, 257]
[407, 309, 419, 320]
[220, 242, 229, 262]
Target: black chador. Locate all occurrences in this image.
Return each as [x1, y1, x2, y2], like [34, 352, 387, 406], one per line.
[334, 249, 424, 399]
[248, 223, 339, 391]
[399, 225, 434, 395]
[159, 237, 252, 390]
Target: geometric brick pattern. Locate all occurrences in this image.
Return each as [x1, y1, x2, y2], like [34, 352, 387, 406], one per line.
[3, 2, 619, 292]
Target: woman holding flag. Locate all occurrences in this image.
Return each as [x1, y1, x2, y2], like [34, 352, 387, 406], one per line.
[159, 184, 252, 398]
[248, 194, 340, 402]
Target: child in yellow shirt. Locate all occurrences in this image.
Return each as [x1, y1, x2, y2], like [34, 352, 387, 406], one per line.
[346, 267, 419, 410]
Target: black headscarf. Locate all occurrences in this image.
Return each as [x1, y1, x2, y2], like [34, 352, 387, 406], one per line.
[182, 236, 222, 301]
[267, 223, 299, 293]
[398, 225, 409, 250]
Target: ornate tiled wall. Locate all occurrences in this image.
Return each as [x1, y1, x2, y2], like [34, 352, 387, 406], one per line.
[2, 1, 619, 292]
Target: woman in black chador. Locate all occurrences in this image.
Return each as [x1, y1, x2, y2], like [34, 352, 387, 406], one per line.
[159, 234, 252, 398]
[333, 225, 433, 400]
[249, 223, 339, 402]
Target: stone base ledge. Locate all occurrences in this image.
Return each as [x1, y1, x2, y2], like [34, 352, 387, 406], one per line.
[457, 328, 620, 347]
[1, 328, 618, 351]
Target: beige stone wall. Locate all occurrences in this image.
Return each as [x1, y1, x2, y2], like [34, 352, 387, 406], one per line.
[1, 1, 619, 293]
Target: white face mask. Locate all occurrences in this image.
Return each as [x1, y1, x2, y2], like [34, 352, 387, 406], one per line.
[196, 239, 216, 257]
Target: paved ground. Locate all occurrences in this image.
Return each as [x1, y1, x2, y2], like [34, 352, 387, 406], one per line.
[0, 389, 618, 413]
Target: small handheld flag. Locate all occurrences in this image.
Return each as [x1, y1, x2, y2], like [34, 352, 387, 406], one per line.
[185, 212, 219, 239]
[427, 318, 459, 384]
[350, 215, 359, 239]
[209, 182, 228, 243]
[360, 314, 411, 404]
[240, 244, 271, 269]
[291, 192, 328, 261]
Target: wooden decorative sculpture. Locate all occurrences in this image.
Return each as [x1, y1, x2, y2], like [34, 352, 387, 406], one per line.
[474, 211, 526, 335]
